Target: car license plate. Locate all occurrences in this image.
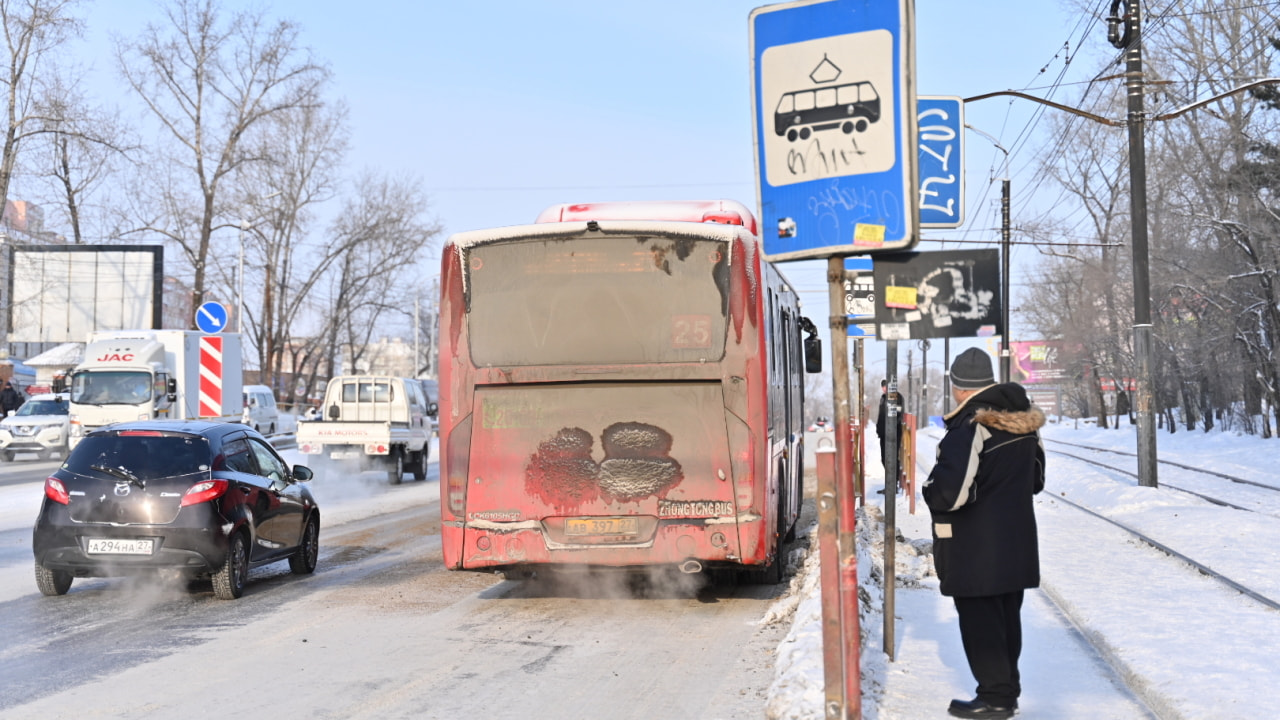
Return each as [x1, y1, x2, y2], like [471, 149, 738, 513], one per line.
[86, 538, 155, 555]
[330, 450, 361, 460]
[565, 516, 639, 537]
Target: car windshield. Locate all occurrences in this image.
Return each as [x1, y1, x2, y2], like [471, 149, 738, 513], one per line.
[69, 371, 153, 405]
[16, 399, 69, 416]
[66, 434, 212, 481]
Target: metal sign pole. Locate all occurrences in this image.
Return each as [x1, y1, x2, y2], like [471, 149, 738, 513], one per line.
[883, 341, 899, 659]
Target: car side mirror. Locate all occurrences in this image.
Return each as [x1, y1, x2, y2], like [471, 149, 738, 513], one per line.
[427, 402, 438, 417]
[800, 316, 822, 373]
[292, 464, 314, 482]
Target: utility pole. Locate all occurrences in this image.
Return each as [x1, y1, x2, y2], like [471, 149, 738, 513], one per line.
[1000, 179, 1012, 383]
[964, 123, 1013, 385]
[1110, 0, 1158, 488]
[964, 4, 1280, 489]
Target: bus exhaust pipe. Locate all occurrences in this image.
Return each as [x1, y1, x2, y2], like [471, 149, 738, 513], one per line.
[679, 559, 703, 574]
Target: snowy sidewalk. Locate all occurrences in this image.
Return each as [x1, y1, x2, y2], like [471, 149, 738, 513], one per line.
[868, 493, 1152, 719]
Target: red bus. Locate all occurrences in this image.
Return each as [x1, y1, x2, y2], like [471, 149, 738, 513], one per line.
[438, 199, 820, 582]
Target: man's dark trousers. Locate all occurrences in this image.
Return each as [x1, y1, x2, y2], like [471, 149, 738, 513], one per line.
[953, 590, 1024, 707]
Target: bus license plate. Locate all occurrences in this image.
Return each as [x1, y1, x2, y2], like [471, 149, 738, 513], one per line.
[86, 538, 155, 555]
[565, 516, 639, 538]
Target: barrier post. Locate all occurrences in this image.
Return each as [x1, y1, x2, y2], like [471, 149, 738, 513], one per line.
[815, 448, 849, 717]
[901, 413, 918, 514]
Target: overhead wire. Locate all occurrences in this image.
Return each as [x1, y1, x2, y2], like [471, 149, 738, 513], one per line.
[957, 0, 1115, 264]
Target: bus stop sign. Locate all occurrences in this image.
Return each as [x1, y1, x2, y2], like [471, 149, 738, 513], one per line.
[751, 0, 918, 262]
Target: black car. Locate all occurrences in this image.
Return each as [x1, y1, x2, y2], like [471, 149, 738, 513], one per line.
[33, 420, 319, 600]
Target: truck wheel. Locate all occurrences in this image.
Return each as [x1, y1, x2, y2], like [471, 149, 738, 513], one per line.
[388, 448, 404, 485]
[412, 448, 427, 481]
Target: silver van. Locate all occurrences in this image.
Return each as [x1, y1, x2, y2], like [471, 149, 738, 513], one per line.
[242, 385, 280, 435]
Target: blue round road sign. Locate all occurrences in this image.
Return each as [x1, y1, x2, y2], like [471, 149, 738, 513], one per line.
[196, 301, 229, 333]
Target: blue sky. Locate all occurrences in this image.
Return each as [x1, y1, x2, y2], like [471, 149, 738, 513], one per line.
[69, 0, 1116, 372]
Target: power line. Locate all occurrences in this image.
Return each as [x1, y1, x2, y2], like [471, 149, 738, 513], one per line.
[426, 181, 753, 193]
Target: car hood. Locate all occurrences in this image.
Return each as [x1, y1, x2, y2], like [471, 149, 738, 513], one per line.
[2, 414, 68, 426]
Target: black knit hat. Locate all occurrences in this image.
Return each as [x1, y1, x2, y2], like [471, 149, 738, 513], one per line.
[951, 348, 995, 390]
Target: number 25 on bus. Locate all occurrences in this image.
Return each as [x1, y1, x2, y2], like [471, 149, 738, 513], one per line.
[437, 199, 822, 583]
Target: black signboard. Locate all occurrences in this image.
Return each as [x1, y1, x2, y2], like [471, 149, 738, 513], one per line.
[872, 249, 1002, 340]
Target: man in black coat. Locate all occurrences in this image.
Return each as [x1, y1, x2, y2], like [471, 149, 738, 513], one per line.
[922, 348, 1045, 719]
[874, 379, 903, 471]
[0, 380, 24, 416]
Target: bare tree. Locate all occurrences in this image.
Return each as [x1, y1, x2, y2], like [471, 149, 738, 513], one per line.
[115, 0, 329, 324]
[28, 73, 137, 244]
[231, 100, 348, 393]
[318, 171, 442, 376]
[0, 0, 83, 212]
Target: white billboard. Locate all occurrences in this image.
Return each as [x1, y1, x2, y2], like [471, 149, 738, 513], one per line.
[8, 245, 164, 342]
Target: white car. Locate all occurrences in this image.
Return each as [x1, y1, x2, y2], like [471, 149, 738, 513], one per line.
[242, 384, 280, 435]
[0, 392, 71, 461]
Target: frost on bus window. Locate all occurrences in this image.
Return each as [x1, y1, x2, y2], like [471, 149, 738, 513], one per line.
[466, 235, 730, 366]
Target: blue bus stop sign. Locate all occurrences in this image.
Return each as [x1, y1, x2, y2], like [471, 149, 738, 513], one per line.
[751, 0, 918, 262]
[918, 96, 965, 228]
[196, 301, 228, 333]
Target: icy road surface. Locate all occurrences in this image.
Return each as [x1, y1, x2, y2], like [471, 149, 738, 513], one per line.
[0, 450, 794, 720]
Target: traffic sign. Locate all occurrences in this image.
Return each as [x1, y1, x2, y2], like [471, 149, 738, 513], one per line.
[195, 301, 228, 334]
[750, 0, 918, 262]
[844, 257, 875, 337]
[918, 96, 965, 228]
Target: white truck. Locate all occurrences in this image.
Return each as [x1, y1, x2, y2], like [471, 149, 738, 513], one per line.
[295, 375, 434, 484]
[67, 330, 244, 448]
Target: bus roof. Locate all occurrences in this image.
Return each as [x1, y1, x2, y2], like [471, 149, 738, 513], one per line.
[533, 199, 758, 237]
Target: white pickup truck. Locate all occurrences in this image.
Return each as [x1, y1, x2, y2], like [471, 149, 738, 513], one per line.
[295, 376, 435, 484]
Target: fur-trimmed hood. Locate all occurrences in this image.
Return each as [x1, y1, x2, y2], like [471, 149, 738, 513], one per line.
[946, 382, 1047, 434]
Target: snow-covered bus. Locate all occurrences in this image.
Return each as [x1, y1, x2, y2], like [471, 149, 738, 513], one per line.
[438, 199, 820, 582]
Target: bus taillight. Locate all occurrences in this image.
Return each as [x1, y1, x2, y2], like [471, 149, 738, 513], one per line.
[445, 415, 473, 516]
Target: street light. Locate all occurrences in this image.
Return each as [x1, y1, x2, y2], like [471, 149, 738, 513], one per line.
[238, 191, 282, 333]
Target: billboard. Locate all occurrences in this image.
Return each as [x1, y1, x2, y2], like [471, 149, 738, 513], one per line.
[1009, 340, 1081, 385]
[872, 249, 1000, 340]
[8, 245, 164, 342]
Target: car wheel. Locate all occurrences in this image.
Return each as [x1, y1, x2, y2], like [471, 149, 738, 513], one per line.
[34, 562, 73, 596]
[388, 448, 404, 485]
[213, 532, 249, 600]
[289, 515, 320, 575]
[0, 450, 12, 462]
[412, 448, 427, 481]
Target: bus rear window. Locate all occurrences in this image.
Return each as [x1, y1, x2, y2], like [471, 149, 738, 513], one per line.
[467, 235, 730, 366]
